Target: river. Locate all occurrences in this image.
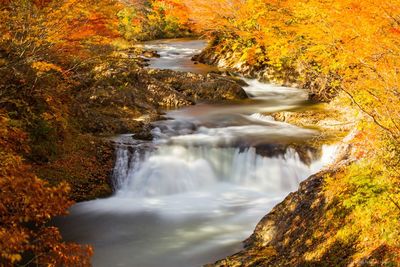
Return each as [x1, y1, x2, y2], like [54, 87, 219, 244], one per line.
[56, 39, 337, 267]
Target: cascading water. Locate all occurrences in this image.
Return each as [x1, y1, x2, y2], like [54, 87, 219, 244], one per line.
[55, 39, 337, 267]
[114, 144, 331, 198]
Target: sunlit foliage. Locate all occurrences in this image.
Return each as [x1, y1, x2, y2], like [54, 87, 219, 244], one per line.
[319, 128, 400, 264]
[185, 0, 400, 143]
[118, 0, 192, 41]
[184, 0, 400, 262]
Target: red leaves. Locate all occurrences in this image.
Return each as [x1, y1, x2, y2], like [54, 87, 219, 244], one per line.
[66, 12, 120, 42]
[389, 27, 400, 35]
[347, 2, 362, 12]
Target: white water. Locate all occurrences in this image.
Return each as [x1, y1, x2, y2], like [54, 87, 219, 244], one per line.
[56, 39, 337, 267]
[114, 145, 333, 198]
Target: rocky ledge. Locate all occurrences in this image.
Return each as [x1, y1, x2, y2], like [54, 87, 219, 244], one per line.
[74, 68, 248, 135]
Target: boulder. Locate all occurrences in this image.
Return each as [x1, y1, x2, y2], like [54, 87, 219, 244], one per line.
[142, 50, 161, 58]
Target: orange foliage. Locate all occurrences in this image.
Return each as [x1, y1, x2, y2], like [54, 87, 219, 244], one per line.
[159, 0, 190, 24]
[186, 0, 400, 142]
[66, 12, 120, 42]
[0, 0, 126, 264]
[117, 0, 192, 40]
[0, 112, 93, 266]
[0, 0, 123, 65]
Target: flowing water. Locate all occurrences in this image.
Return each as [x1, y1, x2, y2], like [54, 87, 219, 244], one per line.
[56, 39, 337, 267]
[140, 39, 217, 74]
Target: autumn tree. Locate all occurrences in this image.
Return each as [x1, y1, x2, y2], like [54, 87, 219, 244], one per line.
[0, 111, 94, 266]
[118, 0, 192, 41]
[0, 0, 123, 265]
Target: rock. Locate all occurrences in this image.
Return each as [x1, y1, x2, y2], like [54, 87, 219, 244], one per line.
[74, 67, 247, 136]
[132, 126, 153, 141]
[195, 43, 341, 102]
[142, 50, 161, 58]
[191, 54, 201, 62]
[34, 136, 115, 202]
[147, 69, 248, 102]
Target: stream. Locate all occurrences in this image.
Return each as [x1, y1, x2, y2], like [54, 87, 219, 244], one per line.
[56, 39, 337, 267]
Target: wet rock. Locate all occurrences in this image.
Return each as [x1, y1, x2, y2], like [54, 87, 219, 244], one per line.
[132, 123, 154, 141]
[143, 50, 161, 58]
[207, 72, 249, 87]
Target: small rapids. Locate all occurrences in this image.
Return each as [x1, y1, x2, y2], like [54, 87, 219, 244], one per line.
[56, 39, 337, 267]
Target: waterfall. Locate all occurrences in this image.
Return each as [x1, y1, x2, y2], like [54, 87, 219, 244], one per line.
[113, 143, 336, 198]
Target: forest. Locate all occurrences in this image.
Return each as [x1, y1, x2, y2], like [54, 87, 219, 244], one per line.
[0, 0, 399, 266]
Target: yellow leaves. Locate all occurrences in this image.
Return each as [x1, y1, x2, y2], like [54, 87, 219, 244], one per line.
[1, 31, 12, 42]
[41, 112, 55, 121]
[0, 251, 22, 264]
[147, 13, 159, 22]
[31, 61, 63, 74]
[0, 1, 126, 265]
[118, 0, 192, 40]
[10, 253, 22, 263]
